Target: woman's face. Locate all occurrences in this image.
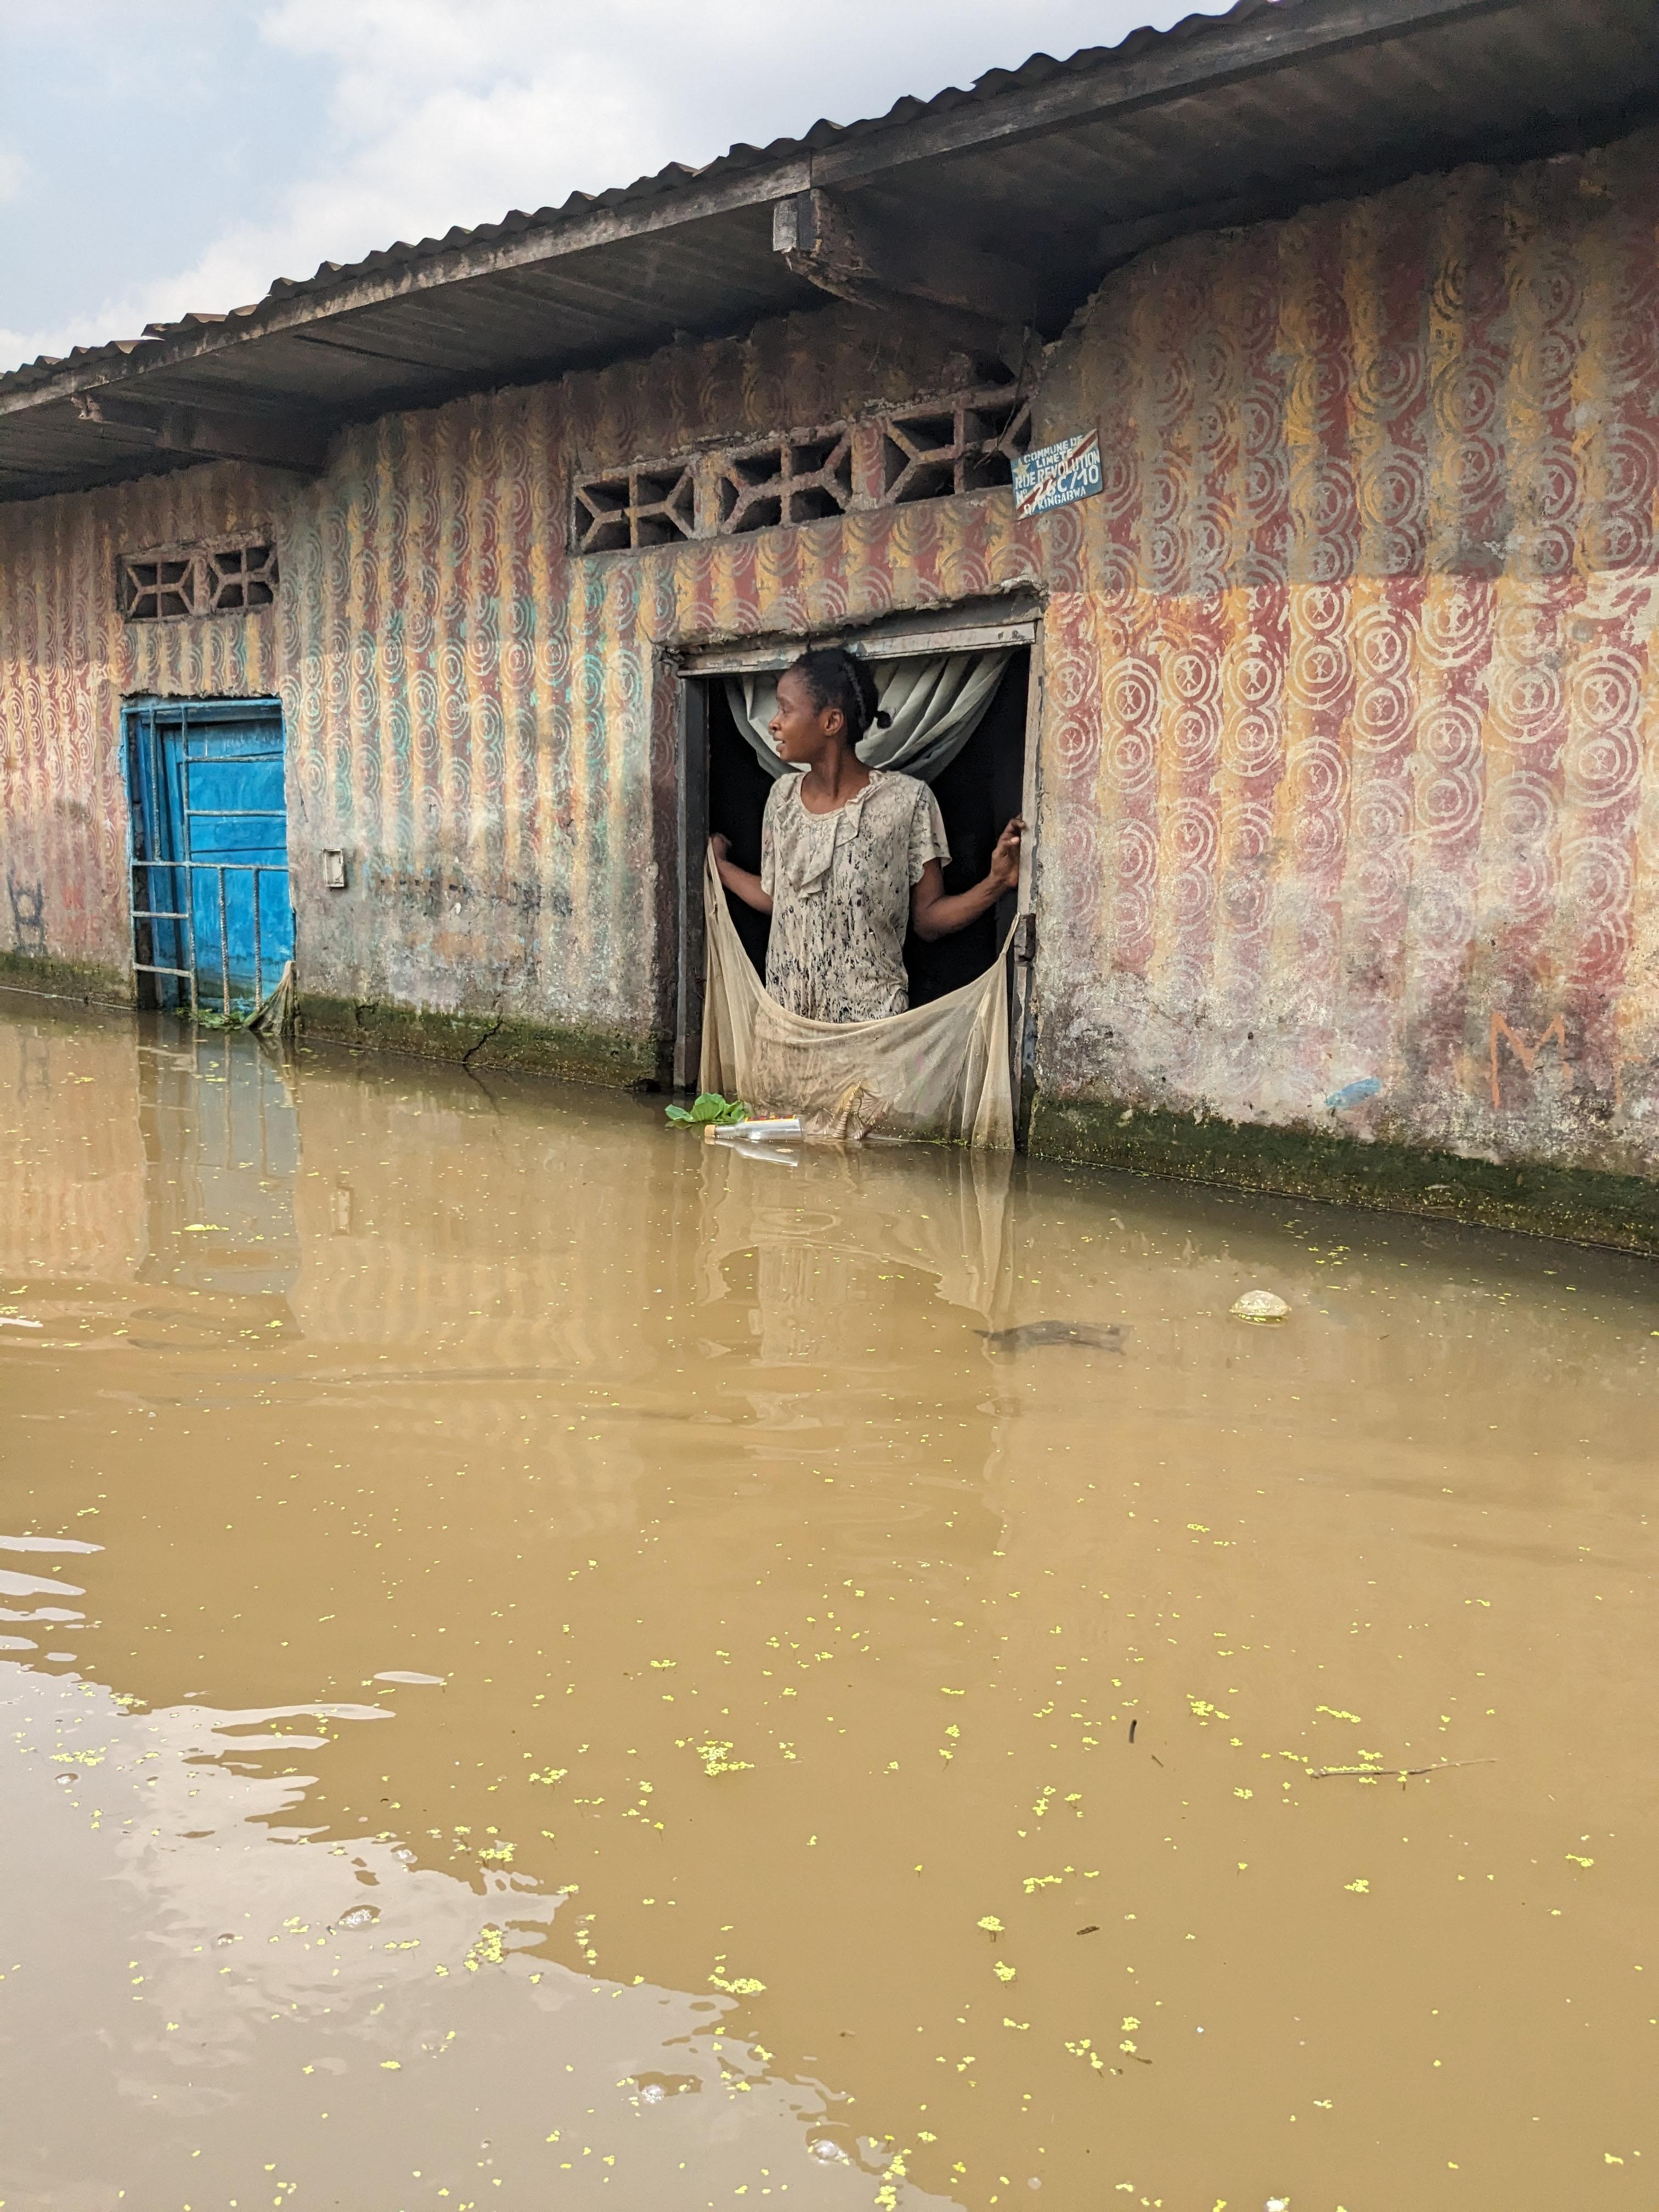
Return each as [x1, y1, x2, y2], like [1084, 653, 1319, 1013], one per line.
[769, 668, 843, 765]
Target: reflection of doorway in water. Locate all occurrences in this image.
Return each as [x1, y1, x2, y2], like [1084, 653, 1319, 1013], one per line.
[680, 642, 1038, 1122]
[689, 1136, 1015, 1569]
[696, 1137, 1014, 1361]
[134, 1026, 301, 1318]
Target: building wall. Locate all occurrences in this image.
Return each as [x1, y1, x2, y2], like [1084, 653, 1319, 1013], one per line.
[0, 464, 284, 989]
[3, 126, 1658, 1233]
[279, 301, 1042, 1077]
[0, 301, 1041, 1076]
[1033, 124, 1659, 1204]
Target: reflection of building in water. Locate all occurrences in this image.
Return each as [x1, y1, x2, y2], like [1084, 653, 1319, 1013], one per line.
[0, 999, 301, 1336]
[135, 1027, 300, 1304]
[753, 1238, 850, 1369]
[700, 1142, 1013, 1368]
[0, 997, 145, 1279]
[682, 1139, 1016, 1580]
[279, 1062, 705, 1530]
[284, 1065, 689, 1367]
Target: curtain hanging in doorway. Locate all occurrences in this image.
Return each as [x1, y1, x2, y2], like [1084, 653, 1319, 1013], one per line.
[698, 846, 1014, 1148]
[725, 649, 1012, 783]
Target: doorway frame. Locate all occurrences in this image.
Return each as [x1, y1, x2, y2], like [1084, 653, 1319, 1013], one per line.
[122, 693, 294, 1018]
[671, 602, 1045, 1127]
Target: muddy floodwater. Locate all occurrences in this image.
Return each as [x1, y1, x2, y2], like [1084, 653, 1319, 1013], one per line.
[1, 992, 1654, 2212]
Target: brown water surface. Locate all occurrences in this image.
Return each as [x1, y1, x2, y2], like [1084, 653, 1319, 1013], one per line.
[0, 991, 1654, 2211]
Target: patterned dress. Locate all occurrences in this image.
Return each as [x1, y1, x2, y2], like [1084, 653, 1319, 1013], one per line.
[760, 769, 950, 1022]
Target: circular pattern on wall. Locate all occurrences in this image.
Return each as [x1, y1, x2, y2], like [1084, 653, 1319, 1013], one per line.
[1562, 832, 1634, 967]
[1169, 795, 1222, 876]
[1489, 655, 1564, 742]
[1286, 628, 1352, 713]
[1352, 847, 1410, 924]
[1415, 761, 1484, 844]
[1417, 694, 1482, 768]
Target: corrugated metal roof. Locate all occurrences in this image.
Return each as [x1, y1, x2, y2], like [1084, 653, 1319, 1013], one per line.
[2, 0, 1655, 501]
[0, 2, 1278, 392]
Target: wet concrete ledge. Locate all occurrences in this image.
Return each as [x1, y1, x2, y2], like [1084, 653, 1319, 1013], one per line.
[0, 949, 135, 1007]
[1031, 1094, 1659, 1259]
[296, 991, 661, 1087]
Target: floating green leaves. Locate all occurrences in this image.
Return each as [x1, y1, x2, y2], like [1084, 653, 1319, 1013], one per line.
[664, 1093, 749, 1127]
[463, 1926, 506, 1971]
[692, 1737, 753, 1777]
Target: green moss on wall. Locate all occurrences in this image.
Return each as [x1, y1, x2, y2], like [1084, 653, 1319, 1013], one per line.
[297, 992, 662, 1087]
[1030, 1093, 1659, 1257]
[0, 950, 135, 1007]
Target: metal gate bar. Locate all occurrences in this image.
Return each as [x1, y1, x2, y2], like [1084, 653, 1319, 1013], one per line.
[131, 857, 292, 1018]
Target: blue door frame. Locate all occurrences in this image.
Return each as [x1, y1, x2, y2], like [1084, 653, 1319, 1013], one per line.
[125, 698, 294, 1018]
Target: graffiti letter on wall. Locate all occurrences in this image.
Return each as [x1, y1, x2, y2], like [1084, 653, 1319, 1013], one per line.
[1488, 1013, 1568, 1111]
[5, 874, 46, 956]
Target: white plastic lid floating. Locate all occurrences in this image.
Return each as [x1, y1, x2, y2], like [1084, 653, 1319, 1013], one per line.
[1231, 1289, 1291, 1322]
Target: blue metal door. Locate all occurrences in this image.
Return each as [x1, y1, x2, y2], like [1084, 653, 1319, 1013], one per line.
[126, 699, 293, 1018]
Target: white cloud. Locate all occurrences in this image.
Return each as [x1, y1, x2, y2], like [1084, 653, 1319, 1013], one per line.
[0, 0, 1238, 371]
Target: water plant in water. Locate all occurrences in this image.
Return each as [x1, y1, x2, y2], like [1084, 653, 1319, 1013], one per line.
[665, 1092, 749, 1126]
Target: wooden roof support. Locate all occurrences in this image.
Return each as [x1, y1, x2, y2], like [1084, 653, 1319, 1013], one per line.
[772, 189, 1037, 369]
[71, 393, 330, 474]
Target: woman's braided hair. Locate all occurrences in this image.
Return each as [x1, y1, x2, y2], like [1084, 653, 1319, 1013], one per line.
[788, 645, 891, 747]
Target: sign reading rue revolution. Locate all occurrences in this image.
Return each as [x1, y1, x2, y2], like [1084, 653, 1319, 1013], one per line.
[1012, 430, 1103, 520]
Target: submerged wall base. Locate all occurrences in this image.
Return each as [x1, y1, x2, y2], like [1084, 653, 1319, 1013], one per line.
[296, 992, 662, 1088]
[0, 951, 136, 1008]
[1031, 1095, 1659, 1259]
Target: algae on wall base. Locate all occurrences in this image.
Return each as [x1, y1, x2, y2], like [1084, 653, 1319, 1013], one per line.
[296, 992, 662, 1088]
[0, 951, 136, 1008]
[1029, 1093, 1659, 1259]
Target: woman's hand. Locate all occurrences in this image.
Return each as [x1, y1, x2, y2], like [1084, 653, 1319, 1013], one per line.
[987, 817, 1025, 894]
[709, 832, 773, 915]
[911, 819, 1028, 941]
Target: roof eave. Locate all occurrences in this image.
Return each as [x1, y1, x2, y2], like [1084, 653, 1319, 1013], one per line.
[0, 0, 1528, 423]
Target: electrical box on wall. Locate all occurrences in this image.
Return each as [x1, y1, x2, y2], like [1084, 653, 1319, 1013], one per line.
[322, 850, 347, 890]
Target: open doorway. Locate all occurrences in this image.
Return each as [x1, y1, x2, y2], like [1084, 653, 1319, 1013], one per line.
[674, 635, 1039, 1130]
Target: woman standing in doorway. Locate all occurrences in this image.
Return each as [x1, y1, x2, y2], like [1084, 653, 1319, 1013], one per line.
[711, 646, 1023, 1023]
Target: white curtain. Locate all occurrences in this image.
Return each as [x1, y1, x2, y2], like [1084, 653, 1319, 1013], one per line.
[725, 649, 1012, 783]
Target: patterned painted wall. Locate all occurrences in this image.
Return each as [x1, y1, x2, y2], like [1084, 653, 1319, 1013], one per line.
[278, 302, 1043, 1066]
[0, 465, 284, 980]
[1035, 125, 1659, 1179]
[0, 298, 1037, 1056]
[2, 126, 1658, 1191]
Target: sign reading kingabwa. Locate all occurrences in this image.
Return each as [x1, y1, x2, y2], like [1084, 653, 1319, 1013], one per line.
[1012, 430, 1103, 520]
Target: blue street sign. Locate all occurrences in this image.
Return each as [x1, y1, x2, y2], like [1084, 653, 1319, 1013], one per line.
[1012, 430, 1103, 520]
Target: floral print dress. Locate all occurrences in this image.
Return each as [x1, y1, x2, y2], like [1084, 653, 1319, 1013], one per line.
[759, 768, 950, 1022]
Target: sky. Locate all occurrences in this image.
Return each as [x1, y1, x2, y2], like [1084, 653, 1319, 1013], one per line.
[0, 0, 1242, 375]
